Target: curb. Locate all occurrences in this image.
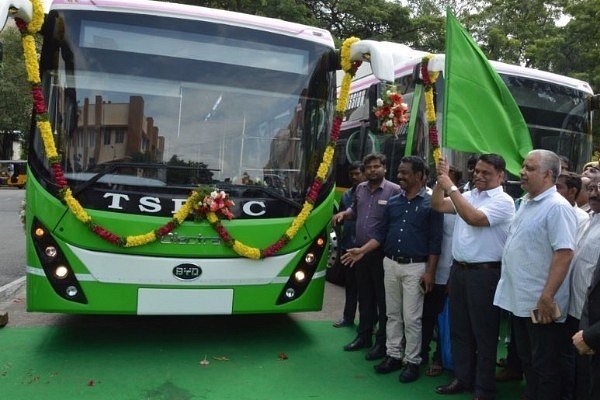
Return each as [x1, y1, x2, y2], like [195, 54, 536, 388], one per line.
[0, 276, 26, 302]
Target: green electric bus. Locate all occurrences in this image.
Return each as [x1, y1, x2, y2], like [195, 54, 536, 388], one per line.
[2, 0, 395, 314]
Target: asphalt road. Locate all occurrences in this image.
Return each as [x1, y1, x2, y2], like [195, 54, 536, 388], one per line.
[0, 187, 26, 288]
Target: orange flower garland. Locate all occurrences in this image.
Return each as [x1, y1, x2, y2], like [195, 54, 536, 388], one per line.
[16, 0, 362, 259]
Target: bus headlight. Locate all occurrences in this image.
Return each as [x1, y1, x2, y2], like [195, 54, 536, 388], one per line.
[54, 265, 69, 279]
[45, 246, 57, 258]
[66, 286, 79, 297]
[304, 253, 316, 265]
[294, 270, 306, 282]
[31, 218, 87, 304]
[276, 230, 327, 305]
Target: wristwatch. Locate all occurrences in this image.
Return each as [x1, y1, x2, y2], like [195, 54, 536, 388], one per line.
[446, 185, 459, 196]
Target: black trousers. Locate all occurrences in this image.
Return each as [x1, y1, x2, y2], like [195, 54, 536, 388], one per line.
[342, 262, 358, 322]
[355, 249, 386, 345]
[421, 283, 447, 363]
[512, 315, 570, 400]
[590, 355, 600, 400]
[449, 265, 500, 397]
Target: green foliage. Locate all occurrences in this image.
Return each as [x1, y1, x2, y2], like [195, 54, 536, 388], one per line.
[166, 154, 213, 184]
[0, 25, 32, 158]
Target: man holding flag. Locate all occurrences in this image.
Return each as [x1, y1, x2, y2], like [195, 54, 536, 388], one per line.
[429, 9, 534, 400]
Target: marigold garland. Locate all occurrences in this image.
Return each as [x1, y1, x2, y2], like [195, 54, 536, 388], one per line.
[16, 0, 362, 260]
[421, 55, 441, 165]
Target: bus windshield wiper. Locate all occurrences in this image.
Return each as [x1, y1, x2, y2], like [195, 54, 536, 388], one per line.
[218, 183, 303, 211]
[70, 162, 162, 196]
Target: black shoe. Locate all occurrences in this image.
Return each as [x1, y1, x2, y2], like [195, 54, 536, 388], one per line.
[399, 362, 420, 383]
[435, 378, 470, 395]
[333, 318, 354, 328]
[495, 368, 523, 382]
[365, 343, 386, 360]
[374, 356, 403, 374]
[343, 336, 372, 351]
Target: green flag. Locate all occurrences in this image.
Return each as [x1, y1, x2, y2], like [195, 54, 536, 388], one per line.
[443, 10, 532, 176]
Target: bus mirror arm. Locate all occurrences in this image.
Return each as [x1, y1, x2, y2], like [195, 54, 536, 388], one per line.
[0, 0, 33, 32]
[349, 40, 416, 83]
[587, 94, 600, 111]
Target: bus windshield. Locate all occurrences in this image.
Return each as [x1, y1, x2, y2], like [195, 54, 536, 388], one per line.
[500, 73, 591, 169]
[34, 9, 336, 218]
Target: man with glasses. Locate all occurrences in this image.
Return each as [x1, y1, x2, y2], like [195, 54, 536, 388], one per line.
[460, 155, 478, 193]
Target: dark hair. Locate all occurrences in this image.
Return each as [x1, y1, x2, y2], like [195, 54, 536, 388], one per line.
[558, 155, 571, 171]
[478, 153, 506, 172]
[348, 161, 364, 173]
[400, 155, 427, 176]
[363, 152, 387, 167]
[558, 171, 582, 197]
[467, 155, 479, 168]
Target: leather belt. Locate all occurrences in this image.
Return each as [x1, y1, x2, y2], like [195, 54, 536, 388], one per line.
[453, 260, 501, 270]
[386, 255, 427, 264]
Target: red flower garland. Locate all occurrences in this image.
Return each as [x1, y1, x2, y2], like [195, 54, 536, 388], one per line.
[420, 58, 440, 148]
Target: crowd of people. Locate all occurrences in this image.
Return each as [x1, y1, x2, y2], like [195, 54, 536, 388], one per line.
[331, 151, 600, 400]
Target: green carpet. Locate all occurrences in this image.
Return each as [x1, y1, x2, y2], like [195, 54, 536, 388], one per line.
[0, 315, 523, 399]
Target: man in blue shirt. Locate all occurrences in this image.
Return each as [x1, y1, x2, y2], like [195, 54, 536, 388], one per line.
[341, 156, 443, 383]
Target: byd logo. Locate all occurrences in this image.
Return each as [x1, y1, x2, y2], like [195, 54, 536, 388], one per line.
[172, 264, 202, 281]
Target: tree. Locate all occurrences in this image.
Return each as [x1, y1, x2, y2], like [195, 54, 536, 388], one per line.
[0, 25, 32, 159]
[542, 0, 600, 91]
[467, 0, 567, 67]
[177, 0, 318, 26]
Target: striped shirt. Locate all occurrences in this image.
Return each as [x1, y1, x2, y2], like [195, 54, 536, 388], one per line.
[568, 213, 600, 319]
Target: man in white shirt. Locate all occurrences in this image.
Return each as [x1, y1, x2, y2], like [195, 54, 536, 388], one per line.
[494, 149, 576, 400]
[433, 154, 515, 400]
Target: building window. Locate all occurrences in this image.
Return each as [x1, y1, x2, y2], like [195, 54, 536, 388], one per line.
[88, 128, 95, 147]
[103, 128, 111, 145]
[115, 128, 125, 144]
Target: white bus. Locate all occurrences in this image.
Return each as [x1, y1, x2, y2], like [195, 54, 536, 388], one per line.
[335, 46, 596, 194]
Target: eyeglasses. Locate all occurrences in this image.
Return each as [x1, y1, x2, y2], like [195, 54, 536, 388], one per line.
[586, 182, 600, 192]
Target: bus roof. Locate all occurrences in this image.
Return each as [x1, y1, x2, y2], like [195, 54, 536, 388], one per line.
[489, 59, 593, 94]
[339, 49, 593, 95]
[42, 0, 334, 46]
